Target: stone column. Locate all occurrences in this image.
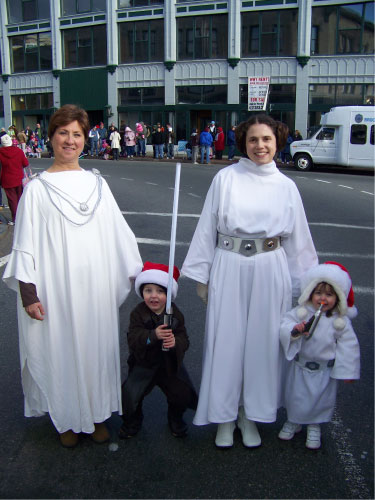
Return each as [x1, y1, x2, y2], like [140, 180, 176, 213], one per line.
[164, 0, 176, 105]
[227, 0, 241, 105]
[107, 0, 119, 125]
[0, 1, 12, 125]
[50, 0, 62, 108]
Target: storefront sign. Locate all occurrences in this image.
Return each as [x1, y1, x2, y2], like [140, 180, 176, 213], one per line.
[248, 77, 270, 111]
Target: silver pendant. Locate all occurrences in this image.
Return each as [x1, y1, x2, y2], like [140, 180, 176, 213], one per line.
[80, 202, 89, 212]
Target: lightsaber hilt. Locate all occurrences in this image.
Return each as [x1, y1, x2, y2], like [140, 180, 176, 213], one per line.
[305, 302, 325, 341]
[162, 312, 173, 352]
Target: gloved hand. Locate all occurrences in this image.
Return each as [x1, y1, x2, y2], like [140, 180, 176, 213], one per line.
[197, 282, 209, 305]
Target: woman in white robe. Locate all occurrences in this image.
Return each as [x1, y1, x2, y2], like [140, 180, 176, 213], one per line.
[181, 115, 318, 448]
[3, 105, 142, 447]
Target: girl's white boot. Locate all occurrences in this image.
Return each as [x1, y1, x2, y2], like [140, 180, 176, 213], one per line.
[215, 421, 236, 448]
[237, 406, 261, 447]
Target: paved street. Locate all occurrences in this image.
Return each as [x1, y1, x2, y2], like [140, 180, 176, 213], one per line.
[0, 158, 373, 499]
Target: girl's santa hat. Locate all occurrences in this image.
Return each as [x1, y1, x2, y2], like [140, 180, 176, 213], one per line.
[297, 261, 357, 330]
[135, 261, 180, 299]
[135, 123, 143, 132]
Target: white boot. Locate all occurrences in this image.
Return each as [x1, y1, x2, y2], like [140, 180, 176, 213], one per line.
[215, 422, 236, 448]
[237, 406, 261, 447]
[306, 424, 321, 450]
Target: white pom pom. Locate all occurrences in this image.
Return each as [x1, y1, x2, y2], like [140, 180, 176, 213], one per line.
[347, 306, 358, 319]
[297, 306, 308, 320]
[333, 317, 346, 330]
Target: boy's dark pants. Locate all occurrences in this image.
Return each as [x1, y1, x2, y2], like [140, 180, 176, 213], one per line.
[122, 364, 196, 432]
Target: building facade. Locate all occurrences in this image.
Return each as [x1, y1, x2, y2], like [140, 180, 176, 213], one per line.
[0, 0, 373, 140]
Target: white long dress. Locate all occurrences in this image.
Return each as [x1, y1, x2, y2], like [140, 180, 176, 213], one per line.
[280, 305, 360, 423]
[3, 169, 142, 434]
[181, 158, 318, 425]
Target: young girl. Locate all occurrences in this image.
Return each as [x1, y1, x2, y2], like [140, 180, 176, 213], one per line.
[279, 262, 360, 450]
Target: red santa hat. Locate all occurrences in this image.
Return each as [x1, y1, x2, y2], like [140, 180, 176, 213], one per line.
[135, 261, 180, 299]
[297, 261, 357, 330]
[136, 123, 143, 132]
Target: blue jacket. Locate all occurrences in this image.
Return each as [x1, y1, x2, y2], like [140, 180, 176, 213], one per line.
[200, 131, 213, 146]
[227, 129, 236, 146]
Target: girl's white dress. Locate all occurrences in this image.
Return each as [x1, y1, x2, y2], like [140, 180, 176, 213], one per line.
[280, 305, 360, 423]
[181, 158, 318, 425]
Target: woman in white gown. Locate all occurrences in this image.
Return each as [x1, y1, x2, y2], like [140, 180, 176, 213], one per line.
[181, 115, 318, 448]
[3, 105, 142, 447]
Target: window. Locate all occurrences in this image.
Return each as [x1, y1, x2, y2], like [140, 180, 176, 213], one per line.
[240, 84, 296, 105]
[118, 87, 164, 105]
[10, 33, 52, 73]
[177, 15, 228, 60]
[311, 3, 374, 55]
[350, 124, 367, 144]
[119, 20, 164, 63]
[242, 9, 297, 57]
[63, 25, 107, 68]
[11, 93, 53, 111]
[309, 84, 374, 107]
[61, 0, 106, 15]
[7, 0, 50, 23]
[176, 85, 227, 105]
[370, 125, 374, 145]
[118, 0, 162, 6]
[317, 128, 335, 141]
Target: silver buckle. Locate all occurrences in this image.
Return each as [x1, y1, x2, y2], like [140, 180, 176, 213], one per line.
[305, 361, 320, 371]
[218, 234, 234, 250]
[239, 239, 257, 257]
[263, 238, 278, 252]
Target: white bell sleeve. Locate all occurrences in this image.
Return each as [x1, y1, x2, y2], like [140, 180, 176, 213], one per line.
[280, 307, 303, 361]
[281, 185, 318, 296]
[181, 177, 219, 284]
[331, 319, 360, 380]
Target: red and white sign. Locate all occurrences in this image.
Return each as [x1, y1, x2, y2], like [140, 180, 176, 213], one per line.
[248, 76, 270, 111]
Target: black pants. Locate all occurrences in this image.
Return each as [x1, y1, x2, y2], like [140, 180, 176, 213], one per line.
[122, 364, 196, 426]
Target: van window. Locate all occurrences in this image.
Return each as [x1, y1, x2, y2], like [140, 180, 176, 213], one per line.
[351, 124, 367, 145]
[371, 125, 374, 145]
[316, 127, 335, 140]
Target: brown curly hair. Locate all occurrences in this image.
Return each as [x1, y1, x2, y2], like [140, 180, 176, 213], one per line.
[235, 114, 289, 157]
[48, 104, 90, 142]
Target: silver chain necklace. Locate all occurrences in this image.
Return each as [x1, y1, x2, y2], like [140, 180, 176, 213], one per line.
[36, 169, 103, 226]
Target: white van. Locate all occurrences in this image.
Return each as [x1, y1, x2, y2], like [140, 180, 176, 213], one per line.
[290, 106, 375, 171]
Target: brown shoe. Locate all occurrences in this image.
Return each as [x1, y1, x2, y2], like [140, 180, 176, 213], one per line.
[90, 422, 110, 444]
[60, 430, 79, 448]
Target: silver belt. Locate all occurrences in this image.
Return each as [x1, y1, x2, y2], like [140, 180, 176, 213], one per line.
[217, 233, 281, 257]
[294, 354, 335, 372]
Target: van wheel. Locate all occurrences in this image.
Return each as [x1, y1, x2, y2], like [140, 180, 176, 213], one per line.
[294, 154, 313, 171]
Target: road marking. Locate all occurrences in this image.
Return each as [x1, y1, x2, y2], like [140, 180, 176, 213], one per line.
[353, 286, 374, 295]
[187, 193, 201, 198]
[136, 237, 189, 246]
[338, 185, 354, 190]
[146, 182, 158, 186]
[317, 252, 373, 259]
[315, 179, 331, 183]
[121, 177, 134, 181]
[101, 174, 110, 177]
[309, 222, 373, 230]
[361, 190, 374, 196]
[122, 211, 199, 218]
[330, 409, 371, 499]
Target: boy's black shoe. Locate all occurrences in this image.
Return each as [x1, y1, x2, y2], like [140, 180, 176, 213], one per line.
[119, 421, 142, 439]
[168, 409, 188, 438]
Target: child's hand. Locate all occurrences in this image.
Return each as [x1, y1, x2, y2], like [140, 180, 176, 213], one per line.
[155, 324, 173, 340]
[291, 321, 306, 339]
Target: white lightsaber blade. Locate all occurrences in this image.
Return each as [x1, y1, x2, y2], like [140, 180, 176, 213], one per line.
[166, 162, 181, 315]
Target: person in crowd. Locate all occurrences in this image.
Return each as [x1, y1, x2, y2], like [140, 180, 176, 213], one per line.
[97, 122, 107, 150]
[17, 130, 27, 154]
[8, 125, 18, 140]
[2, 104, 142, 448]
[24, 126, 32, 143]
[199, 126, 213, 164]
[110, 127, 121, 161]
[292, 130, 303, 141]
[0, 134, 29, 225]
[135, 123, 146, 157]
[190, 128, 200, 165]
[119, 262, 198, 439]
[279, 262, 360, 450]
[181, 114, 318, 449]
[34, 123, 45, 151]
[280, 133, 293, 164]
[152, 125, 165, 160]
[227, 125, 236, 161]
[124, 126, 136, 159]
[165, 124, 175, 159]
[0, 128, 6, 138]
[214, 127, 225, 160]
[89, 126, 99, 156]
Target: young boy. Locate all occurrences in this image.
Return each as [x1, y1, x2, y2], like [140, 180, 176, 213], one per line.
[120, 262, 198, 439]
[279, 262, 360, 450]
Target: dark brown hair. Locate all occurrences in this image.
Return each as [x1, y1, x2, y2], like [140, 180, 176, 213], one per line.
[235, 114, 289, 156]
[48, 104, 90, 142]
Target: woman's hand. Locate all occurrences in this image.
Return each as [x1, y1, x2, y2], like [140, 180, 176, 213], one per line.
[197, 282, 209, 305]
[25, 302, 45, 321]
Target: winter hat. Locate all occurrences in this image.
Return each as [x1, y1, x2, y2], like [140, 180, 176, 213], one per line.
[1, 134, 12, 147]
[135, 261, 180, 299]
[136, 123, 143, 132]
[297, 261, 357, 330]
[210, 121, 215, 125]
[125, 127, 132, 132]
